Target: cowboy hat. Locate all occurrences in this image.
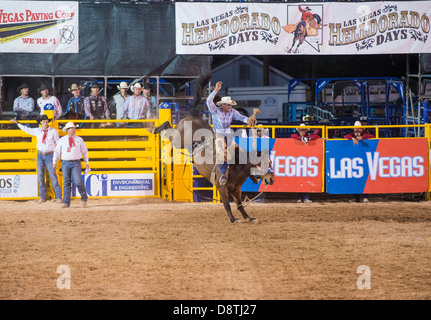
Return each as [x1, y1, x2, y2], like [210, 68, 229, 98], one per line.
[37, 114, 52, 124]
[354, 121, 363, 127]
[302, 114, 314, 122]
[38, 83, 51, 93]
[130, 83, 143, 90]
[68, 83, 82, 92]
[143, 83, 152, 90]
[17, 83, 29, 93]
[216, 96, 237, 106]
[62, 121, 79, 132]
[296, 123, 310, 132]
[89, 82, 101, 88]
[117, 82, 129, 90]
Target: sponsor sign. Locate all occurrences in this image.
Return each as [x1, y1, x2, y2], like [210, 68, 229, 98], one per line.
[73, 173, 155, 197]
[240, 138, 324, 193]
[0, 174, 38, 198]
[0, 1, 78, 53]
[326, 138, 429, 194]
[175, 1, 431, 55]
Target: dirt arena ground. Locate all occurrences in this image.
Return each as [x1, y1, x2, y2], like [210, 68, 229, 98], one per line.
[1, 197, 430, 300]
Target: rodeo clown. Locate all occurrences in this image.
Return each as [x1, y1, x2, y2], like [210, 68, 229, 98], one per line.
[206, 81, 257, 186]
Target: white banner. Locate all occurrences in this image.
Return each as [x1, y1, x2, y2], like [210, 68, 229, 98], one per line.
[74, 173, 155, 197]
[175, 1, 431, 55]
[0, 175, 38, 198]
[0, 1, 78, 53]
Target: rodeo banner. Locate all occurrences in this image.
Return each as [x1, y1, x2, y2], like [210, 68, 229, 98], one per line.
[0, 1, 78, 53]
[175, 1, 431, 55]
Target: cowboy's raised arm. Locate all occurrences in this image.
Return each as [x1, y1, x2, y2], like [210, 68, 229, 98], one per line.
[206, 81, 222, 113]
[9, 119, 38, 136]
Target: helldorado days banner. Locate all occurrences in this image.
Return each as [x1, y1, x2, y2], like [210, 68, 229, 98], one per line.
[0, 1, 78, 53]
[175, 1, 431, 55]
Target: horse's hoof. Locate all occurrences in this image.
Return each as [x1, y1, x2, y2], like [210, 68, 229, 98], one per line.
[246, 218, 259, 223]
[230, 218, 240, 223]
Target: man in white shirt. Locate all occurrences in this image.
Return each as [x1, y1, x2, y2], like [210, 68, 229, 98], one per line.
[37, 83, 63, 120]
[53, 122, 90, 208]
[10, 114, 62, 203]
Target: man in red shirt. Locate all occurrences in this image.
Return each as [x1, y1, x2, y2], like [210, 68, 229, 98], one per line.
[344, 121, 375, 144]
[344, 121, 374, 203]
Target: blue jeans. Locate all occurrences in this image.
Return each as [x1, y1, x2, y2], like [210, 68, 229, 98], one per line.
[37, 152, 62, 200]
[62, 160, 88, 206]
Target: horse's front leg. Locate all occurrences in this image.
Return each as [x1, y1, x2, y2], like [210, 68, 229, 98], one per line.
[219, 187, 239, 223]
[231, 188, 257, 223]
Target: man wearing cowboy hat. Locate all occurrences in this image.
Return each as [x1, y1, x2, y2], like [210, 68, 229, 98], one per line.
[53, 122, 89, 208]
[37, 83, 63, 120]
[65, 83, 85, 119]
[121, 83, 153, 127]
[83, 82, 110, 127]
[344, 120, 374, 203]
[109, 81, 130, 124]
[290, 123, 320, 204]
[10, 115, 62, 203]
[13, 83, 34, 121]
[344, 120, 374, 145]
[290, 123, 320, 145]
[207, 81, 257, 186]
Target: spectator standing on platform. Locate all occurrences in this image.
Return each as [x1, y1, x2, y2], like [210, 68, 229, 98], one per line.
[143, 83, 157, 117]
[10, 115, 62, 203]
[37, 84, 63, 120]
[121, 83, 153, 127]
[84, 83, 110, 127]
[13, 83, 34, 121]
[109, 82, 130, 126]
[344, 120, 374, 203]
[53, 122, 89, 208]
[65, 83, 86, 119]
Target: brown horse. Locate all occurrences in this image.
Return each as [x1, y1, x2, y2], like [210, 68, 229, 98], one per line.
[155, 117, 275, 223]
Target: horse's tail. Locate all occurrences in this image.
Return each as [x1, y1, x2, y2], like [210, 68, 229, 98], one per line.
[189, 70, 212, 118]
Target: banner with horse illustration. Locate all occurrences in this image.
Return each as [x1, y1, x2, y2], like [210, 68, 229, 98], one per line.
[0, 1, 78, 53]
[175, 1, 431, 55]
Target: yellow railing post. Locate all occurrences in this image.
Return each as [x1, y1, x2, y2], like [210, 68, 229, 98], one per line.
[159, 103, 173, 201]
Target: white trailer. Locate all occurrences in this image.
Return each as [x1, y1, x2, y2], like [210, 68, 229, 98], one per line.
[225, 85, 308, 123]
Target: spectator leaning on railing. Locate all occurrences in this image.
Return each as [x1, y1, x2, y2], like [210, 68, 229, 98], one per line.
[344, 120, 375, 203]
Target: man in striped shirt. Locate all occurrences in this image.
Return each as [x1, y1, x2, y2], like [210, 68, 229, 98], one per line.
[207, 81, 256, 186]
[10, 115, 62, 203]
[121, 83, 153, 127]
[13, 83, 34, 121]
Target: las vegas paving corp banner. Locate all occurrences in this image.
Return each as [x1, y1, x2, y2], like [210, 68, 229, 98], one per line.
[0, 1, 78, 53]
[326, 138, 429, 194]
[240, 138, 324, 193]
[176, 1, 431, 55]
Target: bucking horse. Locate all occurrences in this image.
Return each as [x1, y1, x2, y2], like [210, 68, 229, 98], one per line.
[153, 117, 275, 223]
